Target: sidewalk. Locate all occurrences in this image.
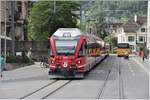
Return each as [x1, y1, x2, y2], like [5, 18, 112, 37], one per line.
[133, 55, 150, 65]
[130, 55, 149, 75]
[0, 62, 51, 99]
[0, 62, 49, 81]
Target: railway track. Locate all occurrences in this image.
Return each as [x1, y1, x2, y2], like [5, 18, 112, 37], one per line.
[97, 57, 125, 99]
[97, 57, 114, 99]
[19, 80, 72, 99]
[119, 58, 125, 99]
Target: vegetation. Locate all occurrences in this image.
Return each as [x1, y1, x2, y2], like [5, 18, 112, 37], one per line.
[84, 0, 147, 39]
[6, 54, 33, 64]
[28, 0, 147, 41]
[104, 34, 117, 53]
[28, 1, 80, 41]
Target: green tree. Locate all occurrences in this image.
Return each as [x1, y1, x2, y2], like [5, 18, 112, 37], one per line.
[84, 1, 108, 38]
[104, 34, 117, 53]
[28, 1, 80, 41]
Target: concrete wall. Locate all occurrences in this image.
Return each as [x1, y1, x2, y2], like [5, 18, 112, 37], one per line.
[15, 41, 50, 60]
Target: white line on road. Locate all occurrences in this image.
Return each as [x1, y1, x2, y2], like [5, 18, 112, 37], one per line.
[132, 58, 149, 75]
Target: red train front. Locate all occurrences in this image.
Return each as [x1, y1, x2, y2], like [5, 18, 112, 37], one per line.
[48, 28, 108, 78]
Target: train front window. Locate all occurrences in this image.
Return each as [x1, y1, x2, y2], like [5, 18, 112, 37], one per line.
[118, 43, 129, 48]
[55, 39, 77, 55]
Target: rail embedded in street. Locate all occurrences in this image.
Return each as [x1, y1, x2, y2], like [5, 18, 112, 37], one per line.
[97, 57, 114, 99]
[19, 80, 72, 99]
[19, 80, 58, 99]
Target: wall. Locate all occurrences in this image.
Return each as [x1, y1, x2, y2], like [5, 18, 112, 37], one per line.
[15, 41, 50, 60]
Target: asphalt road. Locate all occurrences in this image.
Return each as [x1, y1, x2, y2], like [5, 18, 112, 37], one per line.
[0, 56, 149, 99]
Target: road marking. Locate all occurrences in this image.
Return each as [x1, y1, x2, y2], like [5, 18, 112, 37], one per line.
[132, 58, 149, 75]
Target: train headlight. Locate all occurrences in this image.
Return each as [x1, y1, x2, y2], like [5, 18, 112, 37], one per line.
[77, 60, 81, 64]
[51, 60, 55, 64]
[63, 62, 68, 68]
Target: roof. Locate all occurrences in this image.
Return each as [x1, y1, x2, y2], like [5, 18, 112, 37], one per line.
[136, 16, 147, 25]
[122, 20, 140, 33]
[122, 16, 147, 33]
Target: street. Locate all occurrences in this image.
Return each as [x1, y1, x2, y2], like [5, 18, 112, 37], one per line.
[0, 55, 149, 99]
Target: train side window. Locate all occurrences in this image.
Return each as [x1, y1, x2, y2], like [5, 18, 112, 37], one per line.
[85, 42, 87, 49]
[83, 43, 86, 55]
[78, 43, 86, 57]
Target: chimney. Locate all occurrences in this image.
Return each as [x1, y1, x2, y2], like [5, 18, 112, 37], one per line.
[134, 15, 137, 22]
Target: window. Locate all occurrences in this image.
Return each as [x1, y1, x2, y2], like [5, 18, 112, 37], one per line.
[139, 36, 145, 42]
[129, 45, 134, 50]
[55, 39, 77, 55]
[17, 1, 22, 13]
[118, 43, 129, 48]
[78, 44, 85, 57]
[141, 28, 145, 32]
[128, 36, 134, 42]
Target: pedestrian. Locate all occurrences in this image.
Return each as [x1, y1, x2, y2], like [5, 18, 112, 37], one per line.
[0, 56, 6, 71]
[139, 50, 141, 57]
[140, 48, 144, 61]
[27, 48, 32, 59]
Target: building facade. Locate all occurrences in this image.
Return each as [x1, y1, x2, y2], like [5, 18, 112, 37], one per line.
[117, 15, 147, 52]
[0, 1, 30, 55]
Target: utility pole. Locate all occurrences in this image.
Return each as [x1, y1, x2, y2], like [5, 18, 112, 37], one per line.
[147, 0, 150, 60]
[0, 1, 2, 77]
[80, 1, 82, 29]
[4, 1, 7, 74]
[147, 0, 150, 49]
[54, 0, 56, 13]
[11, 1, 15, 55]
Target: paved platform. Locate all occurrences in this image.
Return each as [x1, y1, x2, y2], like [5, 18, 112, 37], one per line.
[0, 62, 50, 99]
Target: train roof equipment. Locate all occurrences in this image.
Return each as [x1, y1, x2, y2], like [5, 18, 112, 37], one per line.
[53, 28, 85, 37]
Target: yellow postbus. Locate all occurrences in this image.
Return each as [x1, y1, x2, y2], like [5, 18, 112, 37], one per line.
[117, 43, 131, 57]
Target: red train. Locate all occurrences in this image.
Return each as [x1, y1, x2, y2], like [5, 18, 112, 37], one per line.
[48, 28, 109, 78]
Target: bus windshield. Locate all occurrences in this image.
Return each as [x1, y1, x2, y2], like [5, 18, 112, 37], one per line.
[117, 43, 129, 48]
[55, 39, 78, 55]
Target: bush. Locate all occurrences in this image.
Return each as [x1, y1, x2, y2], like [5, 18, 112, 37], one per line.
[6, 55, 34, 64]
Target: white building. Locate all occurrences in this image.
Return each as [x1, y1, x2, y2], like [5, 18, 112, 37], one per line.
[117, 15, 147, 52]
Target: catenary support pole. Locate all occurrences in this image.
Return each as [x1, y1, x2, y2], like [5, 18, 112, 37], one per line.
[0, 1, 2, 78]
[4, 0, 7, 74]
[11, 1, 15, 55]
